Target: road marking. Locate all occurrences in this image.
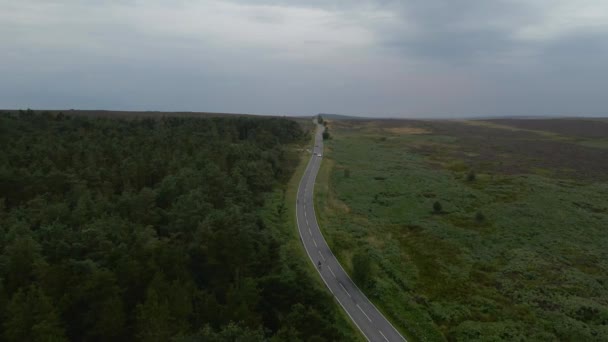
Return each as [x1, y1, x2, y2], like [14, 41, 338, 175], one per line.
[304, 211, 307, 218]
[295, 125, 407, 342]
[379, 330, 389, 342]
[312, 238, 317, 247]
[357, 304, 372, 322]
[328, 265, 336, 278]
[339, 282, 351, 297]
[318, 250, 325, 261]
[308, 228, 312, 236]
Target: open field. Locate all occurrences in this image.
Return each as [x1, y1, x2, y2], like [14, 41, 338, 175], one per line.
[315, 118, 608, 341]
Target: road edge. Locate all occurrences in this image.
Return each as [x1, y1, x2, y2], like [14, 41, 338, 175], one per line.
[288, 124, 366, 341]
[312, 128, 412, 342]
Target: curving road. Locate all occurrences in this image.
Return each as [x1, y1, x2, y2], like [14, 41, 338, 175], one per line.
[296, 122, 407, 342]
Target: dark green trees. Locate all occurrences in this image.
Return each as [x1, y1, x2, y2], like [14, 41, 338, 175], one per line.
[433, 201, 443, 213]
[322, 127, 330, 140]
[0, 111, 352, 341]
[3, 285, 67, 342]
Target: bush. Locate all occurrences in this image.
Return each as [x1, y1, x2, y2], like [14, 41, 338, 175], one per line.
[467, 170, 476, 182]
[352, 251, 372, 288]
[433, 201, 442, 213]
[322, 129, 330, 140]
[475, 211, 485, 222]
[344, 168, 350, 178]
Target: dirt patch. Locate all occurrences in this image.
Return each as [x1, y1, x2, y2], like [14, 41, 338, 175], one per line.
[458, 120, 561, 138]
[329, 119, 431, 135]
[489, 118, 608, 139]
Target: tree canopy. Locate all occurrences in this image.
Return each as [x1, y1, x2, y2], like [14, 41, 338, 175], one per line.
[0, 111, 354, 341]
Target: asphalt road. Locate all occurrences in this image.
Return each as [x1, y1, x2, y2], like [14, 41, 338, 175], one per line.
[296, 123, 407, 342]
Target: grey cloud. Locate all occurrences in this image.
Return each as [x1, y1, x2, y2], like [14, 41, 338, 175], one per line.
[1, 0, 607, 117]
[376, 1, 536, 64]
[383, 29, 513, 65]
[539, 30, 608, 68]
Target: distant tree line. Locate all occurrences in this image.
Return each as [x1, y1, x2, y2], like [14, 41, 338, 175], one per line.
[0, 110, 354, 341]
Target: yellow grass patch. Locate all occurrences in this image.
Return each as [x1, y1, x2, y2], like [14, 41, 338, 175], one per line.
[459, 120, 523, 131]
[365, 232, 386, 249]
[329, 195, 351, 214]
[384, 126, 431, 135]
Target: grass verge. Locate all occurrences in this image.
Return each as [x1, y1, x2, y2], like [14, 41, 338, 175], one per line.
[280, 124, 365, 341]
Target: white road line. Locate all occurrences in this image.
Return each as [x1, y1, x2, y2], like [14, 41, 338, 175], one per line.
[357, 304, 372, 322]
[339, 282, 351, 297]
[304, 211, 307, 218]
[328, 265, 336, 278]
[379, 330, 389, 342]
[308, 228, 312, 236]
[318, 250, 325, 261]
[312, 238, 317, 247]
[296, 123, 405, 342]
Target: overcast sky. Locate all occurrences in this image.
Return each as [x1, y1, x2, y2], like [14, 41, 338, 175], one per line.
[1, 0, 607, 117]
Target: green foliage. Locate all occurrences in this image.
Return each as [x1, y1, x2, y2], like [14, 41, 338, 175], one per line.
[175, 322, 265, 342]
[433, 201, 442, 213]
[323, 127, 330, 140]
[3, 285, 67, 342]
[467, 169, 476, 182]
[315, 121, 608, 341]
[352, 251, 372, 289]
[0, 111, 355, 341]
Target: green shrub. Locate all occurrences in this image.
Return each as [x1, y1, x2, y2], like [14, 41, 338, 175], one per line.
[475, 211, 485, 222]
[467, 170, 476, 182]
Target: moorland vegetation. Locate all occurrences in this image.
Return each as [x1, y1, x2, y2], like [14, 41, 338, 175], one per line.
[316, 119, 608, 341]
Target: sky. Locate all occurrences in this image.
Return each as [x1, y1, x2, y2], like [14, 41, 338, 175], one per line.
[1, 0, 607, 118]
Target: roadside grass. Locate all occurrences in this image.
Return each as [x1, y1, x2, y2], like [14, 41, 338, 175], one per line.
[315, 120, 608, 341]
[260, 124, 363, 341]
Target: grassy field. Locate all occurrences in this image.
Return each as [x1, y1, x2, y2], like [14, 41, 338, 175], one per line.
[315, 118, 608, 341]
